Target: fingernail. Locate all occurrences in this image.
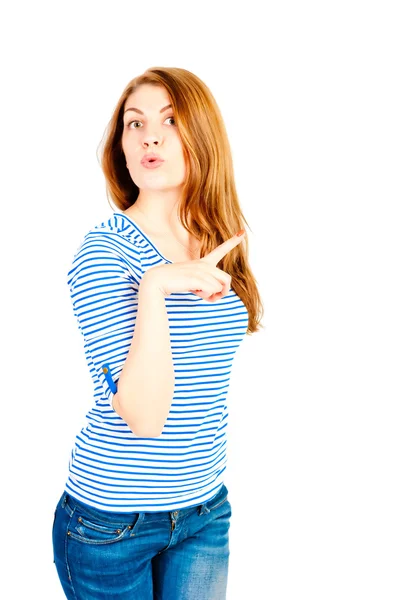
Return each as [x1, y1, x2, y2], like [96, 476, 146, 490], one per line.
[236, 229, 246, 237]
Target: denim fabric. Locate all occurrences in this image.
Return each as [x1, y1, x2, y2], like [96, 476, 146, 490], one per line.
[52, 485, 231, 599]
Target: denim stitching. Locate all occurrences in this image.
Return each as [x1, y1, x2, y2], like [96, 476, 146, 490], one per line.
[63, 502, 78, 598]
[209, 495, 228, 511]
[67, 525, 130, 546]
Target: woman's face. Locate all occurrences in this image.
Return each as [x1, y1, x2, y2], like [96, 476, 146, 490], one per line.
[121, 84, 186, 192]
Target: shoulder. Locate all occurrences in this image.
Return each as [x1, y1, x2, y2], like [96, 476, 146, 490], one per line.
[67, 212, 144, 286]
[83, 212, 142, 248]
[72, 213, 143, 258]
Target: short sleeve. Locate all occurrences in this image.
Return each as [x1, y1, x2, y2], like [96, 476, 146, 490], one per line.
[67, 234, 143, 407]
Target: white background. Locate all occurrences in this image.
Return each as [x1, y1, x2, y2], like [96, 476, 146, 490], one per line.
[1, 1, 398, 598]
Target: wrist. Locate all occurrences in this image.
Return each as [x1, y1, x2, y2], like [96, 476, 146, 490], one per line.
[140, 268, 166, 297]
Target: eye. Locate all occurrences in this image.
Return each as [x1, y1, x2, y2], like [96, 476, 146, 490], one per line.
[126, 116, 176, 129]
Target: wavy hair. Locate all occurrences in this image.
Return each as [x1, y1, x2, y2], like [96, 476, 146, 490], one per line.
[97, 67, 264, 335]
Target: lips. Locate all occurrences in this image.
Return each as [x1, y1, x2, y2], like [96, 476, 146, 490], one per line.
[141, 159, 164, 169]
[141, 153, 164, 165]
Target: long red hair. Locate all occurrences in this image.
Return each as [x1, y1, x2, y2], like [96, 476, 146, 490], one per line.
[97, 67, 265, 335]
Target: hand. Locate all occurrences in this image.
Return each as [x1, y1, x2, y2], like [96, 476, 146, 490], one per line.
[143, 230, 246, 301]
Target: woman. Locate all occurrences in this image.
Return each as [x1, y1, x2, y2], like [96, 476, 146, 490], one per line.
[52, 66, 264, 599]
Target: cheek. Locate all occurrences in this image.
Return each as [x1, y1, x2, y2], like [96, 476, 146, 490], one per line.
[121, 136, 130, 160]
[171, 137, 186, 164]
[122, 140, 134, 155]
[175, 152, 187, 177]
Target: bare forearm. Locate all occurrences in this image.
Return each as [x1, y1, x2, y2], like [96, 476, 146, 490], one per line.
[113, 272, 175, 437]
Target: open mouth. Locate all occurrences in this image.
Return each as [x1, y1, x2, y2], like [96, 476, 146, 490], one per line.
[141, 158, 164, 168]
[142, 158, 163, 164]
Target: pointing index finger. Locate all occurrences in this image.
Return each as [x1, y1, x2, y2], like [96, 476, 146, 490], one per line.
[201, 230, 246, 265]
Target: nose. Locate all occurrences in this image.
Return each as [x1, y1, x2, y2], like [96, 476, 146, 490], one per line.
[142, 131, 161, 148]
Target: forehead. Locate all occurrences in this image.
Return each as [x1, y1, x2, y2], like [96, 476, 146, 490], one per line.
[125, 84, 171, 110]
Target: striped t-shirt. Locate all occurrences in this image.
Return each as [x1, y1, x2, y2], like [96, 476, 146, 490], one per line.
[65, 210, 249, 512]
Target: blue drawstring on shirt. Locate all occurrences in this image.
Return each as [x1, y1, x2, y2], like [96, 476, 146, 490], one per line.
[101, 363, 117, 394]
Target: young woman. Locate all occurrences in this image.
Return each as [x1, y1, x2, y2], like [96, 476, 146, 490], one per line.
[52, 66, 264, 599]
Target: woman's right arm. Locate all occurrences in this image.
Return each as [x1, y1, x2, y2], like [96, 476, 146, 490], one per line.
[112, 272, 175, 438]
[113, 229, 246, 437]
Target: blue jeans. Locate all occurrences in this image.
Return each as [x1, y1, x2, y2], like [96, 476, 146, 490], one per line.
[52, 484, 231, 599]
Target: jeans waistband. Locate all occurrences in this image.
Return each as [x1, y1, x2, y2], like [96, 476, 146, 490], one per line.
[60, 485, 225, 522]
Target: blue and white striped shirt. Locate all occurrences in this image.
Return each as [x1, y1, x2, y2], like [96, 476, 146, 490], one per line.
[65, 211, 248, 512]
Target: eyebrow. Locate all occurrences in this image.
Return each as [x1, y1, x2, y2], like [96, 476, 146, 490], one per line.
[123, 103, 172, 116]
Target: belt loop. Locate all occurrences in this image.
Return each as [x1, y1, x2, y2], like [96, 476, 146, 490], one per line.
[198, 502, 210, 516]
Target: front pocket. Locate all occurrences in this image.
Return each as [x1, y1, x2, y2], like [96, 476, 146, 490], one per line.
[67, 512, 139, 545]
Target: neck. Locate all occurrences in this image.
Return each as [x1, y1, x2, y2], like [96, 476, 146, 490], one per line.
[129, 202, 199, 255]
[133, 188, 184, 232]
